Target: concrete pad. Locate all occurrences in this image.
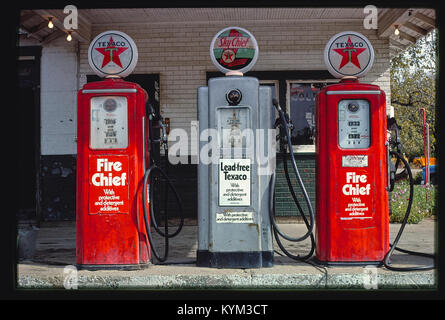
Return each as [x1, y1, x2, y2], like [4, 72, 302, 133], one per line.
[16, 218, 437, 290]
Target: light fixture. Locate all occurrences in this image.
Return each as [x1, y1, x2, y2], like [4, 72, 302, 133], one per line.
[394, 25, 400, 36]
[66, 31, 72, 42]
[48, 17, 54, 29]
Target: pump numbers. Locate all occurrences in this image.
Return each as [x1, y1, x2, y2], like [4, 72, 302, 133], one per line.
[90, 96, 128, 149]
[338, 99, 370, 149]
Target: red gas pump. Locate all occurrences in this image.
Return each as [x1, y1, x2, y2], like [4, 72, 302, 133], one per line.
[315, 78, 389, 264]
[272, 31, 434, 271]
[76, 31, 151, 269]
[315, 32, 389, 265]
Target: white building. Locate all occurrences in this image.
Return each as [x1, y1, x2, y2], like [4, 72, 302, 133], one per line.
[18, 7, 436, 221]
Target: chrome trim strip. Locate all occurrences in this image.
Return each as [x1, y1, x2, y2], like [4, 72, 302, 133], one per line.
[326, 90, 381, 95]
[82, 89, 137, 93]
[142, 116, 145, 171]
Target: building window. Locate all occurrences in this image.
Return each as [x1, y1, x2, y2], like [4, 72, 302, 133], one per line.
[259, 79, 279, 124]
[286, 80, 335, 153]
[206, 71, 336, 153]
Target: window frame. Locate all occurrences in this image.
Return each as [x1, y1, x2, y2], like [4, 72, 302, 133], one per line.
[286, 79, 337, 153]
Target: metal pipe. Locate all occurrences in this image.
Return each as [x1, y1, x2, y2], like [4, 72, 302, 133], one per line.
[420, 108, 428, 185]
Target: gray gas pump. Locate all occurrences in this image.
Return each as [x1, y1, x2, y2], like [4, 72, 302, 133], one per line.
[196, 27, 276, 268]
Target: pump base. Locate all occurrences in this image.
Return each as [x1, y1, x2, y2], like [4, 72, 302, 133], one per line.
[76, 263, 150, 271]
[196, 250, 273, 269]
[313, 258, 383, 267]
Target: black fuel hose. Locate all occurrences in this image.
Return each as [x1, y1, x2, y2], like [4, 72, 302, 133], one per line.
[269, 172, 315, 261]
[383, 151, 435, 271]
[141, 110, 195, 264]
[142, 164, 184, 263]
[269, 98, 315, 261]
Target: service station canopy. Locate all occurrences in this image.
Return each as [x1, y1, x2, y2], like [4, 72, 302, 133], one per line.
[19, 8, 435, 57]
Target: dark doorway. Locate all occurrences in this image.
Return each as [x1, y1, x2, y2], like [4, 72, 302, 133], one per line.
[18, 46, 41, 222]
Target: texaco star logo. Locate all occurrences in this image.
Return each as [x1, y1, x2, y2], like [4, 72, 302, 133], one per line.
[333, 36, 367, 70]
[324, 31, 374, 79]
[88, 31, 138, 78]
[94, 36, 129, 68]
[221, 49, 236, 64]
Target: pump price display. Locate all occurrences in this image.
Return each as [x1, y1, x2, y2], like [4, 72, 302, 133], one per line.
[90, 96, 128, 149]
[219, 159, 251, 206]
[338, 99, 370, 149]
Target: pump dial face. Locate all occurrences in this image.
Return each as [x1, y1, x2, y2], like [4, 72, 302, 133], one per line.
[104, 98, 118, 112]
[226, 89, 242, 105]
[218, 107, 250, 154]
[338, 99, 370, 149]
[90, 96, 128, 149]
[347, 102, 359, 113]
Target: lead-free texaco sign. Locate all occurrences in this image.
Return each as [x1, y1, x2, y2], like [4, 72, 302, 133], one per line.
[210, 26, 259, 74]
[324, 31, 374, 79]
[88, 30, 138, 78]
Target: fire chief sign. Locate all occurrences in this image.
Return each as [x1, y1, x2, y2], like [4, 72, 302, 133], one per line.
[88, 155, 129, 214]
[88, 30, 138, 78]
[324, 31, 374, 79]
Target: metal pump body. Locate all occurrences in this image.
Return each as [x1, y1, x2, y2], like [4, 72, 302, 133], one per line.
[196, 76, 275, 268]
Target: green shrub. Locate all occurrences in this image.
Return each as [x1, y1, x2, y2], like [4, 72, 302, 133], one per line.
[390, 180, 437, 224]
[412, 171, 423, 185]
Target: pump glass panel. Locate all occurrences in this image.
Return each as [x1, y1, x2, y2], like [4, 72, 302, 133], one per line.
[90, 96, 128, 149]
[338, 99, 370, 149]
[217, 106, 251, 158]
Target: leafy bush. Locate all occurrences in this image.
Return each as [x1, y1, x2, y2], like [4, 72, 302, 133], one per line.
[412, 171, 423, 185]
[390, 180, 437, 224]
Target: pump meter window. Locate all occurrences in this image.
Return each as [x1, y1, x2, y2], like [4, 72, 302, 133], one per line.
[217, 107, 251, 157]
[90, 96, 128, 149]
[338, 99, 370, 149]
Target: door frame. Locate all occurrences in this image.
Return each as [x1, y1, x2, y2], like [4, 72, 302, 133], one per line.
[18, 45, 41, 222]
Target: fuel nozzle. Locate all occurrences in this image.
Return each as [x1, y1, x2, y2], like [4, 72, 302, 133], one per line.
[387, 116, 402, 151]
[272, 98, 281, 112]
[146, 103, 156, 120]
[159, 117, 169, 150]
[273, 98, 294, 153]
[272, 98, 293, 131]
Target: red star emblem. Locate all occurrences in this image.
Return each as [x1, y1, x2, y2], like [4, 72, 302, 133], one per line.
[333, 36, 367, 69]
[95, 36, 129, 68]
[222, 50, 235, 63]
[219, 29, 248, 68]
